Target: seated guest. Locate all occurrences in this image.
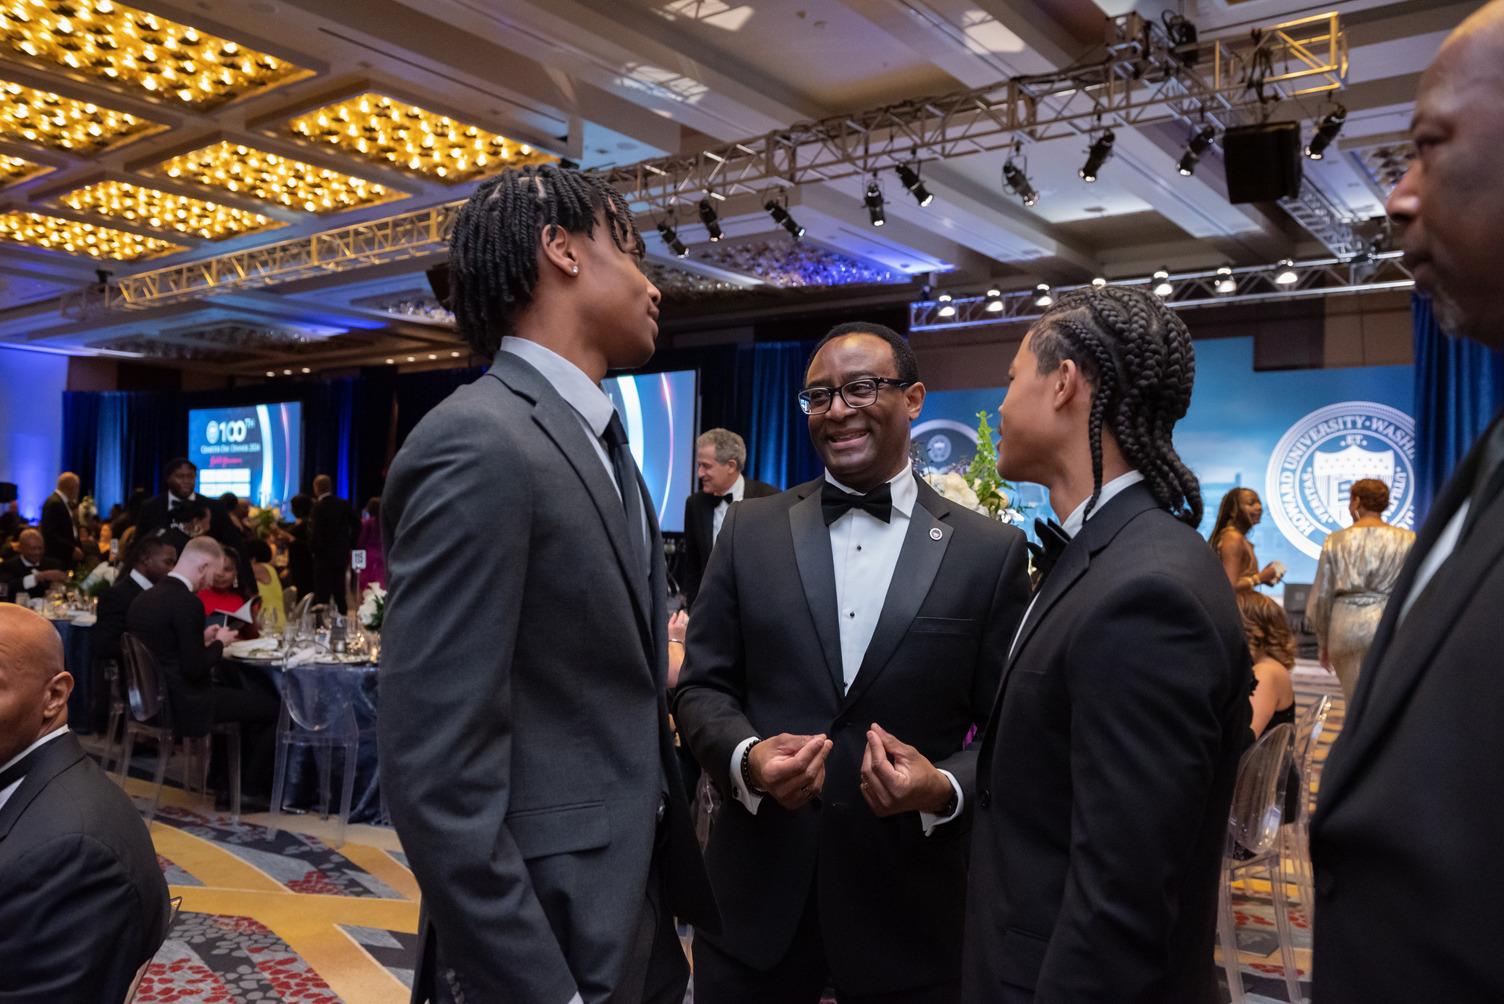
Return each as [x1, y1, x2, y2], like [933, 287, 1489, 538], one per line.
[0, 604, 171, 1003]
[197, 543, 250, 619]
[248, 539, 286, 635]
[126, 536, 279, 798]
[678, 428, 778, 606]
[1239, 591, 1298, 739]
[0, 529, 67, 603]
[92, 532, 177, 732]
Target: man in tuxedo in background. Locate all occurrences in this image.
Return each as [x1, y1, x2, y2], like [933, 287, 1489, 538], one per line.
[678, 428, 778, 607]
[137, 458, 237, 547]
[380, 164, 715, 1004]
[962, 286, 1250, 1004]
[92, 533, 177, 731]
[1313, 5, 1504, 999]
[675, 323, 1030, 1003]
[161, 499, 212, 559]
[310, 474, 357, 613]
[0, 529, 67, 603]
[0, 604, 170, 1003]
[40, 471, 82, 569]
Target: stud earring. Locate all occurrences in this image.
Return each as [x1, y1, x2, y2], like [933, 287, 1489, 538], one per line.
[571, 265, 579, 274]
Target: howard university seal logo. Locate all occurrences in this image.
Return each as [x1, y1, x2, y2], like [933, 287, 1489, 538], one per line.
[1264, 401, 1416, 559]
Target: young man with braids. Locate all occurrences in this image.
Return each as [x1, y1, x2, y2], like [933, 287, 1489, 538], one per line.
[379, 164, 715, 1004]
[961, 285, 1252, 1004]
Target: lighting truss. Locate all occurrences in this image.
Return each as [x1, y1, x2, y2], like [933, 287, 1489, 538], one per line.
[597, 12, 1352, 248]
[909, 252, 1412, 332]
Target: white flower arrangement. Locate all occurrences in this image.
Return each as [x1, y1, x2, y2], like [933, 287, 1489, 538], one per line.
[358, 583, 386, 632]
[924, 412, 1028, 525]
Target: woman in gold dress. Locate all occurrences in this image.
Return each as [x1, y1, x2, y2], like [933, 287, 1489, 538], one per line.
[1306, 478, 1416, 699]
[1211, 488, 1284, 594]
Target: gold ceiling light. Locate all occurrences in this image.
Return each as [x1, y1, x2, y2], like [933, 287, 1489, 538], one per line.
[0, 151, 51, 186]
[154, 140, 405, 213]
[0, 0, 311, 109]
[283, 92, 554, 182]
[59, 179, 282, 239]
[0, 208, 184, 259]
[0, 78, 164, 153]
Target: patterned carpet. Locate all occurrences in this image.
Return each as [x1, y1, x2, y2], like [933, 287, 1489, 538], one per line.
[103, 665, 1344, 1003]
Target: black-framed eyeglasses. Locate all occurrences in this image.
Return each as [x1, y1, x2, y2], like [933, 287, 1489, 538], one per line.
[797, 377, 913, 415]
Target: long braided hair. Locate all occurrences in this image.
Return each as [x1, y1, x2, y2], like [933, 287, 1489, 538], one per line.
[1030, 284, 1203, 527]
[447, 164, 642, 358]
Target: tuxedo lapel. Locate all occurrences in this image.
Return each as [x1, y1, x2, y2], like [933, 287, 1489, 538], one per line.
[0, 732, 85, 841]
[788, 484, 845, 700]
[840, 481, 952, 712]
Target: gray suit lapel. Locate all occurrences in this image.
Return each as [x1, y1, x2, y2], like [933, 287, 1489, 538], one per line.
[789, 486, 845, 699]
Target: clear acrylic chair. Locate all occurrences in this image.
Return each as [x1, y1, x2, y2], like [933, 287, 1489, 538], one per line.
[98, 658, 128, 775]
[1281, 694, 1333, 929]
[267, 656, 361, 848]
[117, 633, 241, 823]
[1219, 721, 1301, 1004]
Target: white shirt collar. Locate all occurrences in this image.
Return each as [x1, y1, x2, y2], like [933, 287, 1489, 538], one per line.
[500, 336, 616, 439]
[718, 475, 746, 504]
[823, 464, 918, 519]
[167, 570, 196, 591]
[168, 491, 189, 504]
[130, 568, 154, 591]
[0, 726, 69, 776]
[1060, 470, 1145, 538]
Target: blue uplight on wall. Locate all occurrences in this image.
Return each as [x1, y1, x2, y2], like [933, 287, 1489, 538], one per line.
[0, 344, 69, 520]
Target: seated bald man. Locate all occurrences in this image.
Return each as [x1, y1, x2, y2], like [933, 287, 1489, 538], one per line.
[0, 604, 171, 1003]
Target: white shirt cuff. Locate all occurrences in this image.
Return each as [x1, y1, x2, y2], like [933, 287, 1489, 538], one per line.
[729, 736, 764, 814]
[919, 769, 963, 836]
[22, 573, 37, 591]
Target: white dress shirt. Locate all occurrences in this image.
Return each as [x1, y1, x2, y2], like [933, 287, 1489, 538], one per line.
[130, 568, 154, 592]
[731, 466, 961, 833]
[0, 726, 69, 814]
[712, 474, 746, 545]
[17, 557, 40, 593]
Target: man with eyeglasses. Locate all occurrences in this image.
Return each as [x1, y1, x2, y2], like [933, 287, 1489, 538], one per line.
[675, 321, 1030, 1003]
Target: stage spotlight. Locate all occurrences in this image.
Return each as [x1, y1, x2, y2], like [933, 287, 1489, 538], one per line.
[985, 288, 1004, 313]
[864, 181, 886, 227]
[1215, 265, 1236, 294]
[1092, 276, 1108, 288]
[698, 198, 723, 242]
[1079, 130, 1115, 183]
[1178, 125, 1217, 177]
[895, 163, 934, 207]
[1274, 258, 1298, 285]
[1033, 283, 1053, 308]
[1304, 106, 1347, 161]
[1152, 268, 1173, 297]
[937, 292, 956, 318]
[765, 200, 806, 240]
[657, 220, 688, 258]
[1002, 157, 1039, 207]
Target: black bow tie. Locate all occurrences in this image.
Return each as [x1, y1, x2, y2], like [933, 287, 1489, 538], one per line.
[1027, 518, 1072, 587]
[716, 493, 735, 506]
[821, 481, 893, 526]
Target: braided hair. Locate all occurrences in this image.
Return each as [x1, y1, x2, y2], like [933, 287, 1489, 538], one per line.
[1030, 285, 1203, 526]
[448, 164, 643, 358]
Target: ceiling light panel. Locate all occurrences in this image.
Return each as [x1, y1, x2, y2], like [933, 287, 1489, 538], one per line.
[0, 150, 50, 186]
[58, 179, 282, 239]
[0, 208, 184, 259]
[154, 140, 405, 213]
[0, 0, 311, 109]
[282, 92, 554, 182]
[0, 78, 164, 153]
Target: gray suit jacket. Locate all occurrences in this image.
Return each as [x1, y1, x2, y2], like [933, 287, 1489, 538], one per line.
[379, 352, 716, 1004]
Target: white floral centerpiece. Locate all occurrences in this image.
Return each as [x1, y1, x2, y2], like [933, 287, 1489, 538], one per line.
[924, 411, 1027, 525]
[358, 583, 386, 632]
[73, 560, 117, 598]
[247, 505, 282, 539]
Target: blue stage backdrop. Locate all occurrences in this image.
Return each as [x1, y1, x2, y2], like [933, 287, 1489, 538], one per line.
[604, 368, 697, 534]
[188, 402, 303, 508]
[0, 345, 68, 520]
[913, 336, 1416, 595]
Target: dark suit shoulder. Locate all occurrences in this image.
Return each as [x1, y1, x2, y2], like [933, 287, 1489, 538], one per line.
[0, 753, 159, 870]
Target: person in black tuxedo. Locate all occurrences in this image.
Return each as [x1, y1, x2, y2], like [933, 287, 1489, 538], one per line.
[0, 603, 170, 1003]
[90, 533, 177, 732]
[674, 323, 1031, 1003]
[309, 474, 357, 613]
[137, 458, 238, 548]
[39, 472, 82, 569]
[678, 428, 778, 607]
[0, 528, 67, 603]
[380, 165, 716, 1004]
[1313, 7, 1504, 999]
[961, 286, 1251, 1004]
[125, 535, 279, 798]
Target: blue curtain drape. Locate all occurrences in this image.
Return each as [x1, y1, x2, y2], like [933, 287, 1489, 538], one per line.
[1412, 293, 1504, 521]
[742, 341, 822, 489]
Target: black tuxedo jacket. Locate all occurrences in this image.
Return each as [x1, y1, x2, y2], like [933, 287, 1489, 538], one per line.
[0, 555, 64, 601]
[1312, 411, 1504, 1002]
[380, 352, 716, 1004]
[39, 493, 77, 567]
[678, 478, 779, 606]
[96, 572, 147, 663]
[311, 494, 358, 564]
[125, 575, 223, 736]
[0, 731, 170, 1002]
[137, 492, 237, 547]
[674, 474, 1031, 995]
[963, 483, 1252, 1004]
